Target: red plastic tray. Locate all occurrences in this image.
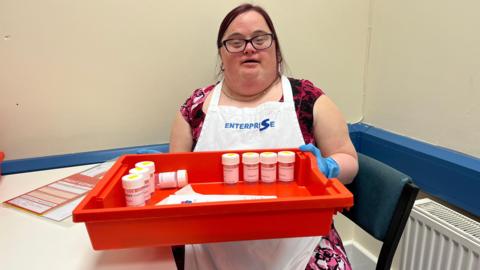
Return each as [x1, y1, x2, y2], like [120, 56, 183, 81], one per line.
[73, 149, 353, 250]
[0, 151, 4, 176]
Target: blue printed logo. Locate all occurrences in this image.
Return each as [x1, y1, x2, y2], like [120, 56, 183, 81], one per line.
[260, 119, 273, 131]
[224, 118, 275, 131]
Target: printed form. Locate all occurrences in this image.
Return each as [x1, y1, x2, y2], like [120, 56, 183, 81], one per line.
[4, 160, 115, 221]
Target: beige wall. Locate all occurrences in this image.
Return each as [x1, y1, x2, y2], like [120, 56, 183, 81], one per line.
[364, 0, 480, 158]
[357, 1, 480, 266]
[0, 0, 368, 159]
[2, 0, 476, 266]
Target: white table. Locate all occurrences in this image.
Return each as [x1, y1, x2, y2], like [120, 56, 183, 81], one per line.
[0, 165, 177, 270]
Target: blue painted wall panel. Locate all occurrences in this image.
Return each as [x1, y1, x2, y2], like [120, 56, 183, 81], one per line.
[1, 144, 169, 175]
[358, 129, 480, 216]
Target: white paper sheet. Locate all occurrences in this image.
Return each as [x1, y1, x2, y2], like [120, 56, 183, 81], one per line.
[156, 184, 277, 205]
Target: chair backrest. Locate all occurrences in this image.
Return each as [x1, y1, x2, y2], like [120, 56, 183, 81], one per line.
[344, 153, 419, 270]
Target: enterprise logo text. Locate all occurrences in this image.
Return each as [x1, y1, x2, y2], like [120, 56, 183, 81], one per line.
[224, 118, 275, 131]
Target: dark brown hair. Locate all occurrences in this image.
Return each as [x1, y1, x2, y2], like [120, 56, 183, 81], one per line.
[217, 4, 284, 69]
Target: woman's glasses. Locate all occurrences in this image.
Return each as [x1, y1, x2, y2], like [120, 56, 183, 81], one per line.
[222, 33, 274, 53]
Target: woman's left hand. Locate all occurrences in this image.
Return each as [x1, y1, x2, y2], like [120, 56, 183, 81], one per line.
[299, 144, 340, 178]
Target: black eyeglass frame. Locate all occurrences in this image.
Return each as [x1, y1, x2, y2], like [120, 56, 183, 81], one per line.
[221, 33, 274, 53]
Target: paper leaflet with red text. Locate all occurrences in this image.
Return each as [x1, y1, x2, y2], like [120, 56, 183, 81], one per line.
[3, 160, 115, 221]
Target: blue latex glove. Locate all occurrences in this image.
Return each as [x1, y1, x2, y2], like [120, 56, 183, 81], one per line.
[299, 144, 340, 178]
[135, 149, 160, 154]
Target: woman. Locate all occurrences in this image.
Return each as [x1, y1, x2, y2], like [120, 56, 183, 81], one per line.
[169, 4, 358, 270]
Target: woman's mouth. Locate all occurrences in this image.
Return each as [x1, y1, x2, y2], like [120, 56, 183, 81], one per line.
[242, 59, 260, 65]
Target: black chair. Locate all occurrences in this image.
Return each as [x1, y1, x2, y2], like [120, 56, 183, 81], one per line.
[343, 153, 419, 270]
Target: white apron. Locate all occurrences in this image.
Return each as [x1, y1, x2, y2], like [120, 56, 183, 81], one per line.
[187, 76, 321, 270]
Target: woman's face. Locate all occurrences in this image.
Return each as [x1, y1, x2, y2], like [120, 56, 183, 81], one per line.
[220, 11, 277, 84]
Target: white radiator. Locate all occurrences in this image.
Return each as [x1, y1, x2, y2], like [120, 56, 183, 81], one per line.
[399, 198, 480, 270]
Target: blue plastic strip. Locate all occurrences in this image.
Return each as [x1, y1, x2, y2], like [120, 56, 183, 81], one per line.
[348, 123, 370, 151]
[356, 125, 480, 216]
[1, 144, 169, 175]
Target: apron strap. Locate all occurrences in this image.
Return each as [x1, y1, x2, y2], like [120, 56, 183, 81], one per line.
[208, 81, 223, 111]
[280, 75, 294, 105]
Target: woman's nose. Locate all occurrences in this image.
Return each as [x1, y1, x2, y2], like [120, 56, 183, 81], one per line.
[243, 41, 257, 54]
